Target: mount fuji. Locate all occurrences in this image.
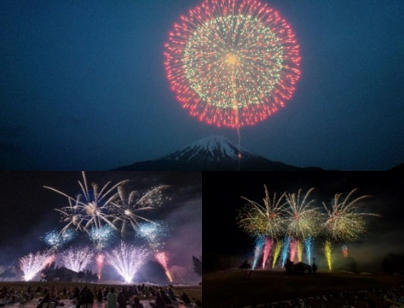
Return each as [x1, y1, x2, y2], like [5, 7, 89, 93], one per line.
[114, 135, 324, 171]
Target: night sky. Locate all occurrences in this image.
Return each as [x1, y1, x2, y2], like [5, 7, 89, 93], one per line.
[0, 171, 202, 282]
[204, 172, 404, 266]
[1, 0, 404, 171]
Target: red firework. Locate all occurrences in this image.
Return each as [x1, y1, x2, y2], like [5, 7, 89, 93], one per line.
[164, 0, 301, 128]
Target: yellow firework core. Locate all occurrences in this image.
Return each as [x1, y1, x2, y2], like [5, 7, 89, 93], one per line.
[227, 54, 239, 65]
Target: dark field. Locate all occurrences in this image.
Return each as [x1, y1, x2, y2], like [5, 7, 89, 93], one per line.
[204, 269, 404, 307]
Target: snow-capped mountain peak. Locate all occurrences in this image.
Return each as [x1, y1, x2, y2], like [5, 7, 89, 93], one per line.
[164, 135, 257, 162]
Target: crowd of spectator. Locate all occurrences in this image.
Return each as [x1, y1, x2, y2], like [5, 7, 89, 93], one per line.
[0, 284, 200, 308]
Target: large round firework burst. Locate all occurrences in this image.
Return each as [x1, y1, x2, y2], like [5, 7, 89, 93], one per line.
[285, 188, 322, 239]
[164, 0, 301, 128]
[323, 188, 380, 243]
[237, 185, 287, 239]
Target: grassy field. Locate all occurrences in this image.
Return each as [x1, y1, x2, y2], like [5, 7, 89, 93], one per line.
[204, 269, 403, 307]
[0, 281, 202, 303]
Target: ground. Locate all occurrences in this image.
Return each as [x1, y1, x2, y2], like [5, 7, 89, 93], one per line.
[204, 269, 403, 307]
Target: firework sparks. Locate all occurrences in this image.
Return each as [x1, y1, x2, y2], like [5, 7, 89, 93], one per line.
[323, 189, 379, 243]
[44, 171, 129, 233]
[19, 251, 54, 281]
[155, 252, 173, 282]
[42, 229, 75, 250]
[262, 238, 273, 269]
[285, 188, 322, 239]
[62, 247, 94, 273]
[105, 242, 149, 284]
[323, 240, 332, 271]
[281, 236, 291, 267]
[89, 225, 116, 249]
[297, 240, 303, 263]
[137, 222, 168, 250]
[238, 185, 287, 239]
[109, 185, 170, 237]
[289, 239, 297, 262]
[304, 237, 313, 265]
[252, 236, 265, 270]
[96, 253, 105, 280]
[164, 0, 301, 128]
[272, 240, 282, 268]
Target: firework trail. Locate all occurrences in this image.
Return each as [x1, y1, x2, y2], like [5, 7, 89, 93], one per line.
[252, 236, 265, 270]
[323, 188, 380, 244]
[19, 251, 54, 281]
[285, 188, 322, 240]
[45, 171, 129, 233]
[238, 185, 287, 239]
[89, 225, 115, 249]
[342, 245, 348, 258]
[155, 252, 173, 282]
[262, 238, 273, 269]
[109, 185, 170, 237]
[297, 240, 303, 262]
[323, 240, 332, 271]
[289, 239, 297, 262]
[165, 0, 301, 128]
[304, 237, 313, 265]
[105, 242, 149, 283]
[62, 247, 94, 273]
[272, 240, 283, 268]
[42, 229, 75, 250]
[281, 236, 291, 267]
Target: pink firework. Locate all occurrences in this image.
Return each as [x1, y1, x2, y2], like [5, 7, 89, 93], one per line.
[289, 239, 297, 262]
[164, 0, 301, 128]
[96, 253, 105, 280]
[262, 238, 273, 269]
[19, 251, 54, 281]
[155, 252, 173, 282]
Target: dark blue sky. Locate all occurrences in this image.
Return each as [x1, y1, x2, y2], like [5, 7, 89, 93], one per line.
[1, 0, 404, 170]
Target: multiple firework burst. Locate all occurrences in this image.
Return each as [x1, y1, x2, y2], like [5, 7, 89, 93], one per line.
[44, 172, 170, 240]
[237, 186, 380, 271]
[18, 172, 175, 283]
[164, 0, 301, 128]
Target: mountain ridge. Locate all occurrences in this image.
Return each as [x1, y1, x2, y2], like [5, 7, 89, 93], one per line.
[113, 135, 325, 171]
